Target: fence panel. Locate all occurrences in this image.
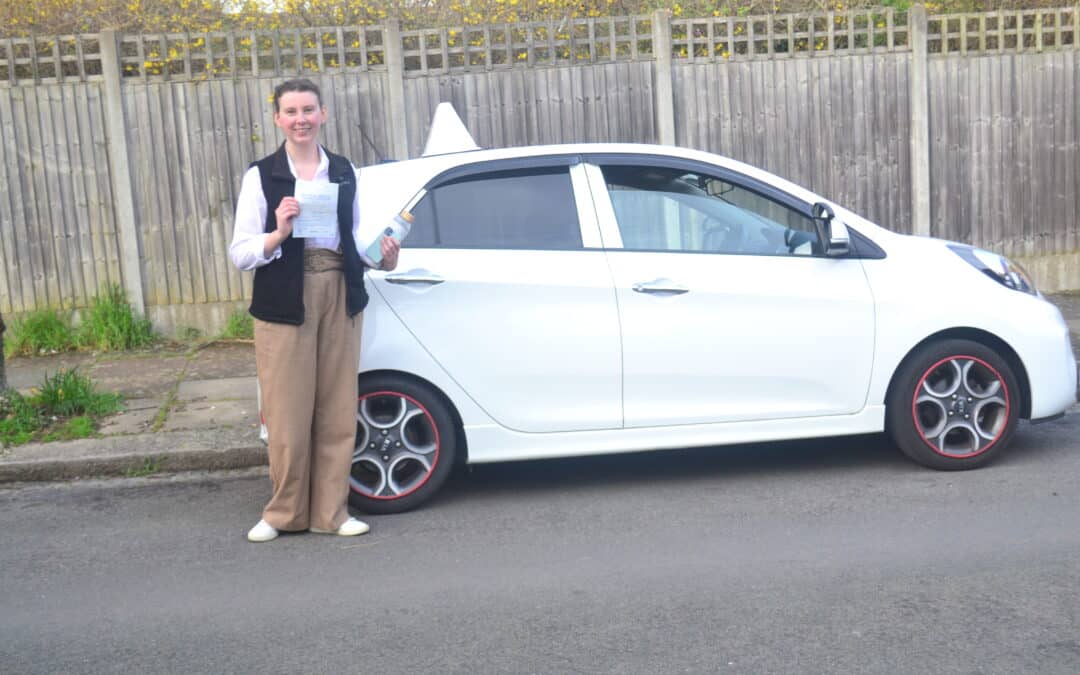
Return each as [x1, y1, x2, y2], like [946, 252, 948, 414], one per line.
[402, 60, 657, 153]
[0, 81, 122, 315]
[928, 50, 1080, 257]
[672, 52, 913, 233]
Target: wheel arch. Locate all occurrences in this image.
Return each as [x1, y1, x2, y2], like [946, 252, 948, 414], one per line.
[883, 328, 1032, 421]
[359, 369, 469, 465]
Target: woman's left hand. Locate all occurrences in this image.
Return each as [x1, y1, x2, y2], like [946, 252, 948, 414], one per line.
[379, 236, 401, 271]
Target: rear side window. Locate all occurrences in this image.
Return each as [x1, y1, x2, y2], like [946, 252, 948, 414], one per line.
[406, 167, 582, 250]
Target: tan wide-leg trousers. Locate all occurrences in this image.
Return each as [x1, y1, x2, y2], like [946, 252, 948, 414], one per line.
[254, 253, 362, 532]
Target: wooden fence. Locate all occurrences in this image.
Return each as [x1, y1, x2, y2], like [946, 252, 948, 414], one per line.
[1, 6, 1078, 333]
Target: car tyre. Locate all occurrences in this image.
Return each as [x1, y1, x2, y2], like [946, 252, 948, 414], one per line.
[887, 338, 1020, 471]
[349, 374, 457, 514]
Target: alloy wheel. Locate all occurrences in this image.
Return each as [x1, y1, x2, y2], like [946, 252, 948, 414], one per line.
[351, 391, 441, 499]
[911, 355, 1010, 458]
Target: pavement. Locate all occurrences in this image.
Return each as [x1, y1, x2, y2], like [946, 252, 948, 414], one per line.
[0, 340, 266, 482]
[2, 293, 1079, 483]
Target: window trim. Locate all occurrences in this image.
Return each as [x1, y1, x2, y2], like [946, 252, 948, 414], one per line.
[423, 154, 582, 191]
[583, 153, 884, 259]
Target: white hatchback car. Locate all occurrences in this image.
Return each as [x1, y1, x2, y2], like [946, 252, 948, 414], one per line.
[296, 108, 1078, 514]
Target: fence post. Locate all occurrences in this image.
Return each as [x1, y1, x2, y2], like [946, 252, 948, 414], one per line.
[98, 30, 146, 315]
[651, 9, 676, 146]
[908, 5, 932, 237]
[382, 21, 410, 159]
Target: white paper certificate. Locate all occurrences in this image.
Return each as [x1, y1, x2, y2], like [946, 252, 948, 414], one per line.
[292, 179, 339, 239]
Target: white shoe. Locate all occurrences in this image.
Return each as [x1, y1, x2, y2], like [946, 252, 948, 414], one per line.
[311, 517, 369, 537]
[247, 519, 279, 543]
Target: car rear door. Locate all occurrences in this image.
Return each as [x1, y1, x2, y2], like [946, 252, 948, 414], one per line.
[368, 156, 622, 433]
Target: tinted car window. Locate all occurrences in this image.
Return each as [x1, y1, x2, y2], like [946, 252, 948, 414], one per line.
[600, 165, 819, 256]
[406, 167, 582, 250]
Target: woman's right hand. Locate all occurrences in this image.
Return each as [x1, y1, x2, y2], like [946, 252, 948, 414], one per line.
[274, 197, 299, 239]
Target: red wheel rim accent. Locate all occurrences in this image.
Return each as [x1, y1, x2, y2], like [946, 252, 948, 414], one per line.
[910, 354, 1011, 459]
[351, 390, 441, 500]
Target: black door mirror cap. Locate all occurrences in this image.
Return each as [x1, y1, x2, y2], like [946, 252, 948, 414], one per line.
[812, 201, 850, 257]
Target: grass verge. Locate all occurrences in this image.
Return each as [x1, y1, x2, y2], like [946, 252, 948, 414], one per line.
[3, 309, 76, 357]
[77, 284, 155, 351]
[219, 309, 254, 340]
[4, 284, 157, 357]
[0, 368, 123, 447]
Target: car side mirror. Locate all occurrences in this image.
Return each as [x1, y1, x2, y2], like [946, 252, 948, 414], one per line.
[812, 202, 850, 257]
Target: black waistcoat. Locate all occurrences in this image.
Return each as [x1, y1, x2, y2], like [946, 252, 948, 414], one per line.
[248, 144, 369, 325]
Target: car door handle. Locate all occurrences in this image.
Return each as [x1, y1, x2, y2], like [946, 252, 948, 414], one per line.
[384, 270, 445, 286]
[632, 279, 689, 295]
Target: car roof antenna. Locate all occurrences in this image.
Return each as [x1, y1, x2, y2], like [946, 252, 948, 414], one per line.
[356, 123, 387, 164]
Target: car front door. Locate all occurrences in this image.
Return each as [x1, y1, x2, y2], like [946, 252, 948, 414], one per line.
[369, 157, 622, 433]
[585, 157, 876, 428]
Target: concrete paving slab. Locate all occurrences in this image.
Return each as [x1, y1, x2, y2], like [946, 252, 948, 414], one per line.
[185, 342, 256, 379]
[5, 352, 97, 392]
[176, 377, 257, 402]
[97, 406, 161, 436]
[86, 354, 188, 397]
[161, 400, 259, 432]
[121, 397, 161, 412]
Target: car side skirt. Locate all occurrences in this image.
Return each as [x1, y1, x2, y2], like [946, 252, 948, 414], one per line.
[461, 406, 887, 464]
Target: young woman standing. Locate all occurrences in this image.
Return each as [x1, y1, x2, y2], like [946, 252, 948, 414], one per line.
[229, 78, 400, 542]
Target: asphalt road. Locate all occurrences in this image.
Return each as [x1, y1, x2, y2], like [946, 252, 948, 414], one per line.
[2, 414, 1079, 674]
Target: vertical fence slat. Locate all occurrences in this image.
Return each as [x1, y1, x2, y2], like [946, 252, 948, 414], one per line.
[335, 27, 344, 69]
[182, 32, 192, 78]
[51, 39, 63, 82]
[0, 89, 23, 312]
[271, 30, 281, 74]
[226, 32, 236, 76]
[828, 12, 836, 53]
[5, 39, 15, 85]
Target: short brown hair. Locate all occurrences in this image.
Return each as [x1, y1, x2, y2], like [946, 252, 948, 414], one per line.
[272, 78, 322, 112]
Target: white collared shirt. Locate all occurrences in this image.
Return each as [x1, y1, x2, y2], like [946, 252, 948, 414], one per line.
[228, 146, 363, 271]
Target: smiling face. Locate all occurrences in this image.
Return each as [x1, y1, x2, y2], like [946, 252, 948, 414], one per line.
[273, 90, 326, 147]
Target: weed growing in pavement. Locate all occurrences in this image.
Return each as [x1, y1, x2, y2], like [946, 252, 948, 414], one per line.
[123, 456, 163, 478]
[4, 309, 77, 357]
[220, 310, 254, 340]
[42, 415, 95, 442]
[77, 284, 155, 352]
[0, 390, 42, 446]
[176, 326, 203, 343]
[149, 392, 175, 433]
[0, 369, 123, 447]
[36, 368, 123, 418]
[5, 284, 156, 358]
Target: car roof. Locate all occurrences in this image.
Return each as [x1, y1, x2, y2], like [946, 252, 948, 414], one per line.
[358, 103, 829, 234]
[358, 142, 825, 232]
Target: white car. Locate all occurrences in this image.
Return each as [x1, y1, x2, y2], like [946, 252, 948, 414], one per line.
[292, 107, 1080, 514]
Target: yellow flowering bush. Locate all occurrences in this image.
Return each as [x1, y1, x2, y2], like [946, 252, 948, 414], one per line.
[2, 0, 1069, 38]
[1, 0, 1069, 77]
